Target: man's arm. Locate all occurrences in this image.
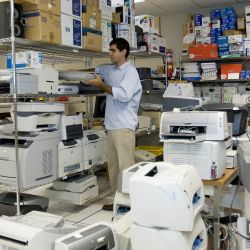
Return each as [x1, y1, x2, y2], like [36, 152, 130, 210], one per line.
[86, 75, 113, 95]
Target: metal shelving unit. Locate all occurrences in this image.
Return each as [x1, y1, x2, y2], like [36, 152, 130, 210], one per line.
[192, 79, 250, 84]
[181, 55, 250, 63]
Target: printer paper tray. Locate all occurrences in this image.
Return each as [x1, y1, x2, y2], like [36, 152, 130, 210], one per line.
[45, 185, 99, 205]
[161, 133, 206, 143]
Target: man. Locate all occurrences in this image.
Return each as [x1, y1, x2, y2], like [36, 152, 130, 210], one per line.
[86, 38, 142, 211]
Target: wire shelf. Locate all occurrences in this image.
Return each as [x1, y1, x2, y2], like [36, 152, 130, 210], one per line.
[181, 56, 250, 63]
[191, 79, 250, 84]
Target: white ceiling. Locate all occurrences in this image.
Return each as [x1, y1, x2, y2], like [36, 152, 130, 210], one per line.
[135, 0, 250, 15]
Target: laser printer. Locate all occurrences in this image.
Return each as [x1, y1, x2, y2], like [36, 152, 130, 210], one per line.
[55, 222, 117, 250]
[59, 113, 83, 140]
[114, 163, 149, 220]
[202, 103, 248, 136]
[164, 141, 227, 180]
[58, 70, 96, 82]
[237, 142, 250, 192]
[58, 139, 84, 178]
[129, 162, 204, 231]
[82, 130, 107, 169]
[0, 211, 76, 250]
[46, 174, 98, 205]
[0, 71, 38, 94]
[0, 130, 59, 189]
[18, 68, 59, 94]
[160, 111, 229, 143]
[10, 102, 65, 132]
[130, 215, 207, 250]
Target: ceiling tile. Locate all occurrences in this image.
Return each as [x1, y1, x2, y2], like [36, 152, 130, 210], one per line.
[192, 0, 236, 8]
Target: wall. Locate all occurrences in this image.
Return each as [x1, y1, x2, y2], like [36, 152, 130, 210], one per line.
[159, 3, 247, 65]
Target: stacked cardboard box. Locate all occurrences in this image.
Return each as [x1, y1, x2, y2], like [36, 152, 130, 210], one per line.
[82, 0, 102, 51]
[23, 0, 61, 44]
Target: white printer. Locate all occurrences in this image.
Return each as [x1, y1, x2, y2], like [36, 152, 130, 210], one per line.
[57, 84, 79, 94]
[160, 111, 229, 143]
[10, 102, 65, 132]
[164, 141, 227, 180]
[59, 113, 83, 140]
[46, 174, 98, 205]
[0, 131, 59, 189]
[58, 139, 84, 178]
[131, 215, 207, 250]
[82, 130, 107, 169]
[0, 211, 76, 250]
[55, 222, 118, 250]
[19, 68, 59, 94]
[129, 162, 204, 231]
[0, 71, 39, 94]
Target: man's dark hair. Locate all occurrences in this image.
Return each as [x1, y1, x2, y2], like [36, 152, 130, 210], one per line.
[109, 38, 130, 59]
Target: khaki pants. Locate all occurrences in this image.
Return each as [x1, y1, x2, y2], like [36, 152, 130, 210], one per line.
[107, 128, 135, 193]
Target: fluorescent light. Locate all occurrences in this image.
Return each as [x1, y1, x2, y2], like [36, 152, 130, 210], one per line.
[134, 0, 145, 3]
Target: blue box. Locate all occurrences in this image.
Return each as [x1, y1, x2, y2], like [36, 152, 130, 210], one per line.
[194, 14, 203, 26]
[217, 36, 229, 47]
[246, 71, 250, 79]
[210, 9, 220, 20]
[240, 71, 246, 79]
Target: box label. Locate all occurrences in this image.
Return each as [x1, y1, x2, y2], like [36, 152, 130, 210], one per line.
[73, 19, 81, 46]
[72, 0, 81, 17]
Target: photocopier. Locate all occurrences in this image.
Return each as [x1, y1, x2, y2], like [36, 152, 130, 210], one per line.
[0, 211, 77, 250]
[161, 111, 229, 180]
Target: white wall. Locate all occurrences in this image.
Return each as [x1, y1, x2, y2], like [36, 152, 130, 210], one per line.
[159, 3, 247, 65]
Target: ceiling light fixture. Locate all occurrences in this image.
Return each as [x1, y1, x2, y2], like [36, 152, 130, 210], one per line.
[134, 0, 145, 3]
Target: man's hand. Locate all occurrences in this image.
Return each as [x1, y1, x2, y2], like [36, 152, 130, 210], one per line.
[86, 74, 104, 88]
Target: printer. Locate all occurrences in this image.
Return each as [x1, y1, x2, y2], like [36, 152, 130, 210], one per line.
[130, 215, 207, 250]
[202, 103, 248, 136]
[55, 222, 117, 250]
[10, 102, 65, 132]
[82, 130, 107, 169]
[19, 68, 59, 94]
[129, 162, 204, 231]
[57, 84, 79, 94]
[237, 142, 250, 192]
[59, 113, 83, 140]
[0, 71, 38, 94]
[0, 211, 76, 250]
[0, 131, 59, 189]
[46, 174, 98, 205]
[164, 141, 227, 180]
[114, 162, 149, 220]
[160, 111, 229, 143]
[58, 139, 84, 178]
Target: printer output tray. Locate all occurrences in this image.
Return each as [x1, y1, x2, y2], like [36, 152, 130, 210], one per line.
[161, 133, 206, 143]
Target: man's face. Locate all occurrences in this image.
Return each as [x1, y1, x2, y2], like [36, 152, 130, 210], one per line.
[109, 44, 126, 64]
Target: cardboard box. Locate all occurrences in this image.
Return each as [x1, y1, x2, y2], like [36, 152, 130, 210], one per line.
[22, 0, 60, 15]
[228, 34, 243, 44]
[223, 84, 238, 103]
[61, 13, 82, 48]
[112, 12, 120, 24]
[82, 27, 102, 51]
[64, 102, 85, 115]
[223, 30, 243, 36]
[7, 51, 42, 69]
[154, 16, 160, 35]
[82, 0, 99, 9]
[141, 111, 162, 129]
[237, 18, 245, 30]
[101, 5, 112, 21]
[82, 4, 101, 30]
[189, 44, 218, 59]
[221, 64, 243, 80]
[23, 11, 61, 44]
[61, 0, 81, 18]
[202, 16, 211, 27]
[202, 86, 222, 103]
[116, 6, 129, 24]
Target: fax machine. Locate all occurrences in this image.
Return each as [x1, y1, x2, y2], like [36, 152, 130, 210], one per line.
[82, 130, 107, 169]
[0, 131, 59, 189]
[160, 111, 228, 143]
[10, 102, 65, 132]
[164, 141, 227, 180]
[129, 162, 204, 231]
[131, 215, 207, 250]
[0, 211, 76, 250]
[58, 139, 84, 178]
[0, 71, 38, 94]
[55, 222, 117, 250]
[59, 113, 83, 140]
[46, 174, 98, 205]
